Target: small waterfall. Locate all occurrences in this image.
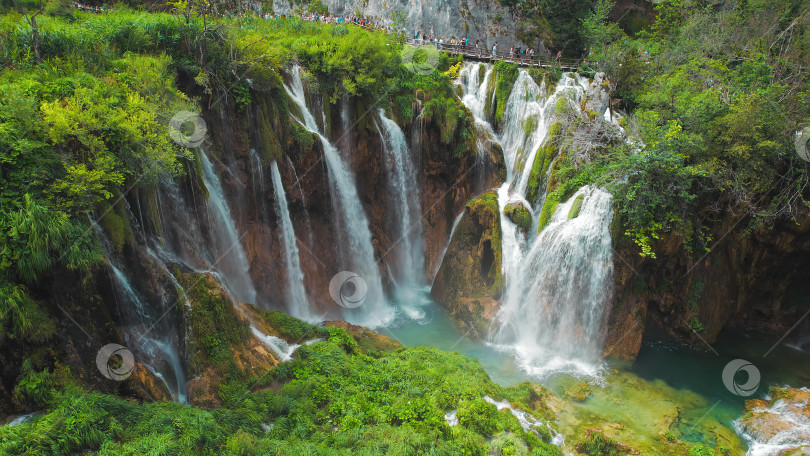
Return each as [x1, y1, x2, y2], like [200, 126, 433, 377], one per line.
[499, 71, 588, 196]
[101, 241, 188, 403]
[491, 187, 614, 377]
[250, 326, 301, 362]
[270, 161, 316, 322]
[199, 150, 257, 305]
[455, 63, 615, 378]
[285, 66, 393, 328]
[734, 389, 810, 456]
[375, 109, 425, 285]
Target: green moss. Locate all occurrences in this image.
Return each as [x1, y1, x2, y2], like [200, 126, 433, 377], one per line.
[261, 310, 328, 341]
[183, 274, 250, 377]
[504, 202, 532, 233]
[575, 431, 630, 455]
[567, 194, 584, 220]
[565, 382, 592, 402]
[97, 199, 133, 253]
[493, 61, 519, 129]
[537, 196, 560, 234]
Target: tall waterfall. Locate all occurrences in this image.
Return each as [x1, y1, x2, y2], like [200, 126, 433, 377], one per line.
[198, 151, 257, 305]
[285, 66, 394, 327]
[270, 161, 316, 322]
[456, 62, 615, 377]
[375, 109, 425, 286]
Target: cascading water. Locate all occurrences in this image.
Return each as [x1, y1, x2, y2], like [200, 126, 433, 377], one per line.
[199, 150, 258, 305]
[492, 187, 614, 376]
[96, 224, 189, 403]
[456, 62, 615, 377]
[375, 109, 425, 285]
[284, 66, 393, 327]
[270, 161, 316, 322]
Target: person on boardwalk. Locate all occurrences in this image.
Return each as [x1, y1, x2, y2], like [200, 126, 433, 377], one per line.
[492, 42, 497, 57]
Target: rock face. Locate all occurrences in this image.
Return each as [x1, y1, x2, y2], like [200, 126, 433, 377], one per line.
[603, 214, 810, 360]
[737, 387, 810, 455]
[272, 0, 528, 50]
[431, 190, 503, 338]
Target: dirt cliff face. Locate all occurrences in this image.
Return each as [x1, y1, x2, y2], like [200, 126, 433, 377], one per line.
[603, 214, 810, 359]
[430, 190, 504, 339]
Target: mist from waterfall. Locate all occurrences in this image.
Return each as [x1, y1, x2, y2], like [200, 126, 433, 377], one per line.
[284, 66, 394, 328]
[456, 62, 615, 378]
[270, 161, 317, 322]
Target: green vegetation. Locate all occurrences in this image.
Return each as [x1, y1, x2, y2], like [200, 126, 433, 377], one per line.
[567, 194, 584, 220]
[537, 0, 810, 258]
[504, 202, 532, 233]
[575, 431, 631, 455]
[0, 313, 563, 455]
[492, 61, 519, 129]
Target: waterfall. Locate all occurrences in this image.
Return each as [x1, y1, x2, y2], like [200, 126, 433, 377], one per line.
[99, 237, 188, 403]
[198, 150, 257, 305]
[284, 66, 393, 328]
[375, 108, 425, 285]
[492, 187, 614, 376]
[455, 62, 615, 377]
[499, 71, 589, 196]
[270, 161, 316, 322]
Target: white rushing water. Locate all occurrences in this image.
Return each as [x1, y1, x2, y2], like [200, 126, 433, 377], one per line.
[483, 396, 564, 446]
[270, 161, 317, 322]
[285, 66, 394, 328]
[456, 62, 615, 378]
[375, 108, 425, 286]
[199, 151, 258, 305]
[251, 326, 301, 362]
[734, 389, 810, 456]
[492, 187, 614, 377]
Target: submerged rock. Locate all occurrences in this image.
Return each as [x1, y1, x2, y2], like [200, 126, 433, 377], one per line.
[431, 190, 503, 339]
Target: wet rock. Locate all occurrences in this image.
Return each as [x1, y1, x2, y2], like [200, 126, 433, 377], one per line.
[431, 190, 503, 338]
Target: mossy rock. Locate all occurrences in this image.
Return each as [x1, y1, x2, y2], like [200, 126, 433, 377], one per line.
[431, 190, 504, 339]
[504, 202, 532, 234]
[492, 61, 519, 129]
[565, 382, 592, 402]
[567, 194, 584, 220]
[575, 429, 633, 455]
[537, 196, 560, 234]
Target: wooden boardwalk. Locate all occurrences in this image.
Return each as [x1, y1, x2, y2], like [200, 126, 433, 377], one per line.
[405, 39, 581, 71]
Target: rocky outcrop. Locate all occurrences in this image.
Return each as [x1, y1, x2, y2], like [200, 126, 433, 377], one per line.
[504, 201, 531, 234]
[431, 190, 503, 338]
[737, 387, 810, 455]
[272, 0, 528, 50]
[324, 321, 401, 355]
[128, 364, 172, 402]
[182, 273, 281, 408]
[603, 213, 810, 360]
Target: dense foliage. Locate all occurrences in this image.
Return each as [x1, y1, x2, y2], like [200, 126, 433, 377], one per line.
[551, 0, 810, 257]
[0, 316, 562, 455]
